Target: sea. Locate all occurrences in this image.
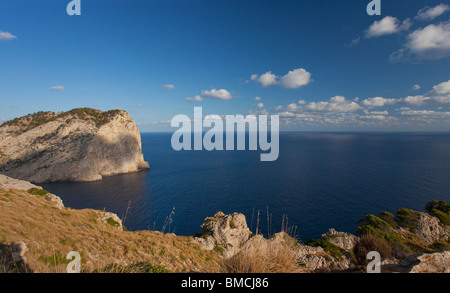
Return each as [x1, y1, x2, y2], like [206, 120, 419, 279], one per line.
[42, 132, 450, 242]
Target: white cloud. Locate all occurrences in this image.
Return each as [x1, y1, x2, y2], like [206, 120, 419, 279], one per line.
[151, 119, 172, 125]
[201, 89, 232, 100]
[365, 16, 410, 38]
[413, 84, 421, 90]
[162, 84, 175, 90]
[186, 88, 233, 102]
[361, 97, 397, 107]
[256, 102, 264, 109]
[255, 96, 261, 101]
[287, 103, 298, 111]
[431, 83, 450, 104]
[298, 99, 306, 105]
[416, 4, 450, 21]
[0, 31, 17, 41]
[403, 95, 430, 105]
[401, 80, 450, 105]
[186, 95, 203, 102]
[401, 110, 450, 117]
[49, 86, 64, 91]
[251, 68, 312, 89]
[364, 110, 389, 115]
[252, 71, 278, 87]
[305, 96, 361, 113]
[400, 21, 450, 60]
[280, 68, 312, 89]
[432, 80, 450, 95]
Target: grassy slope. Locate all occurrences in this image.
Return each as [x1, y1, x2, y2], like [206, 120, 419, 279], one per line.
[0, 186, 222, 273]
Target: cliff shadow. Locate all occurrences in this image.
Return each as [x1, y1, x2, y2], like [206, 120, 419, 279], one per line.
[0, 132, 149, 183]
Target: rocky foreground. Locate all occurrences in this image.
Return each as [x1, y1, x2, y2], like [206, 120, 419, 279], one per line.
[0, 174, 449, 273]
[0, 108, 149, 183]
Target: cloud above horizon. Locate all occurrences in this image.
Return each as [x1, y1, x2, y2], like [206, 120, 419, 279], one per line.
[355, 4, 450, 61]
[186, 88, 232, 102]
[0, 31, 17, 41]
[251, 68, 312, 89]
[365, 16, 411, 38]
[270, 80, 450, 129]
[49, 86, 65, 91]
[416, 4, 449, 21]
[162, 84, 175, 90]
[401, 21, 450, 60]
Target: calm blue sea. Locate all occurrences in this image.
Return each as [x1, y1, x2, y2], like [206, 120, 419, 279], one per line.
[43, 132, 450, 241]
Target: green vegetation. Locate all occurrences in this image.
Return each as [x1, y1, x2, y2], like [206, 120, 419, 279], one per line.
[194, 232, 211, 239]
[1, 111, 56, 133]
[355, 200, 450, 260]
[426, 200, 450, 225]
[214, 241, 225, 253]
[229, 221, 236, 229]
[305, 238, 344, 260]
[38, 252, 71, 266]
[429, 209, 450, 226]
[58, 108, 123, 128]
[96, 262, 172, 273]
[430, 240, 450, 251]
[426, 200, 450, 214]
[353, 234, 392, 265]
[27, 188, 49, 196]
[106, 217, 120, 228]
[395, 208, 421, 232]
[0, 108, 123, 134]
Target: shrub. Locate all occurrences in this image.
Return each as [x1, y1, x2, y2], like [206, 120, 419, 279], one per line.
[214, 242, 225, 253]
[395, 208, 421, 232]
[353, 234, 392, 266]
[305, 238, 344, 260]
[97, 262, 171, 273]
[106, 217, 120, 228]
[425, 200, 450, 214]
[429, 241, 450, 251]
[358, 214, 391, 231]
[379, 211, 398, 228]
[27, 188, 49, 196]
[429, 209, 450, 226]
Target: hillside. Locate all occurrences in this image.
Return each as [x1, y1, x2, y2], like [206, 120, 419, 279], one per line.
[0, 108, 149, 183]
[1, 174, 449, 273]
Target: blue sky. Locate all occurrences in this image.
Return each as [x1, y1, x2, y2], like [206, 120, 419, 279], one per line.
[0, 0, 449, 131]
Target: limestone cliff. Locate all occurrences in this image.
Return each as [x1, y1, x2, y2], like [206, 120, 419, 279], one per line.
[0, 108, 149, 183]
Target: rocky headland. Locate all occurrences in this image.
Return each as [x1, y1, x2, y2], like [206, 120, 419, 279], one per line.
[0, 108, 149, 183]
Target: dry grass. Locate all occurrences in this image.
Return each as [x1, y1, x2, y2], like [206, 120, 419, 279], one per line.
[221, 239, 307, 273]
[0, 186, 222, 273]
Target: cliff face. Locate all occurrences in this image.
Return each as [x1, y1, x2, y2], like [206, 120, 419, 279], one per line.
[0, 108, 149, 183]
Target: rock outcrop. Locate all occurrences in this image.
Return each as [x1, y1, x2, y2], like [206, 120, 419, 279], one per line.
[0, 108, 149, 183]
[194, 211, 251, 258]
[415, 213, 447, 244]
[321, 228, 359, 250]
[0, 241, 31, 273]
[194, 211, 356, 272]
[399, 251, 450, 273]
[0, 174, 64, 209]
